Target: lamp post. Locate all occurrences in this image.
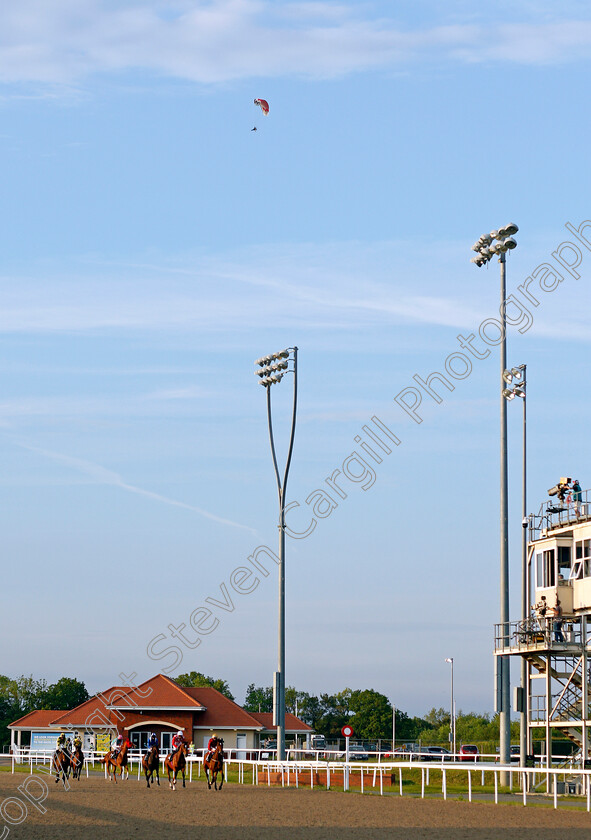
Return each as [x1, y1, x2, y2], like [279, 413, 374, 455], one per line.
[445, 658, 455, 757]
[471, 223, 518, 773]
[254, 346, 298, 762]
[502, 364, 527, 767]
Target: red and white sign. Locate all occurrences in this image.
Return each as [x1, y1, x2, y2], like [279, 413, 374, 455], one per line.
[341, 725, 354, 738]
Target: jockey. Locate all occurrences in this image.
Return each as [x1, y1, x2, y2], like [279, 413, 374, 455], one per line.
[73, 736, 82, 750]
[111, 733, 123, 759]
[171, 730, 186, 757]
[145, 732, 159, 757]
[206, 733, 220, 761]
[56, 733, 67, 752]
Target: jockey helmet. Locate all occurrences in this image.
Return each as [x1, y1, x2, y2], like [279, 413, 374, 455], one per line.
[151, 732, 156, 738]
[178, 730, 183, 736]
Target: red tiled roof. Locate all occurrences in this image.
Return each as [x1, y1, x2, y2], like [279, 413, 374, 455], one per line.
[49, 687, 129, 727]
[9, 710, 64, 729]
[8, 675, 311, 733]
[183, 687, 264, 729]
[248, 712, 312, 732]
[107, 674, 205, 709]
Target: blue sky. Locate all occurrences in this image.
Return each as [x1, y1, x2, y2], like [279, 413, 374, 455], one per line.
[2, 0, 591, 718]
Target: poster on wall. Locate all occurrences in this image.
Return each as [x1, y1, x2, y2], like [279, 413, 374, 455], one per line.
[96, 733, 111, 753]
[31, 732, 60, 751]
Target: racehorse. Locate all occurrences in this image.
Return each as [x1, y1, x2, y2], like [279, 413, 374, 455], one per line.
[70, 745, 84, 781]
[52, 749, 70, 785]
[204, 739, 224, 790]
[164, 743, 187, 790]
[142, 745, 160, 788]
[102, 739, 130, 783]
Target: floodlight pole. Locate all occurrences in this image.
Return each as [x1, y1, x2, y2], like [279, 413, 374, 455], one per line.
[520, 368, 527, 769]
[264, 347, 298, 762]
[471, 227, 518, 782]
[499, 253, 511, 778]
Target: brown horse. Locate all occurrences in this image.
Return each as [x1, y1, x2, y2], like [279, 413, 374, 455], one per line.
[70, 746, 84, 781]
[204, 740, 224, 790]
[102, 739, 131, 783]
[142, 745, 160, 788]
[52, 749, 70, 785]
[164, 743, 187, 790]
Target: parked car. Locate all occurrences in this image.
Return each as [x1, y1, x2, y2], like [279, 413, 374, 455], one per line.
[416, 746, 452, 762]
[381, 747, 411, 759]
[260, 740, 277, 760]
[495, 744, 520, 763]
[347, 744, 369, 761]
[459, 744, 479, 762]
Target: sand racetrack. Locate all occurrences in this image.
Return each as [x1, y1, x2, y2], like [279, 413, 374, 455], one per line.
[3, 773, 591, 839]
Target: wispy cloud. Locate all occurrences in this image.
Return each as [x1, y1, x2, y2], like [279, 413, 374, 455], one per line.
[14, 440, 256, 533]
[1, 1, 591, 89]
[1, 236, 588, 339]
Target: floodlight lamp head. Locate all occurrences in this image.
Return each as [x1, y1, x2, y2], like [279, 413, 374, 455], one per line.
[490, 230, 499, 240]
[503, 222, 519, 236]
[480, 234, 492, 246]
[510, 366, 523, 380]
[502, 369, 513, 384]
[514, 387, 525, 398]
[502, 388, 515, 400]
[498, 242, 508, 253]
[471, 243, 480, 252]
[445, 658, 453, 664]
[504, 237, 517, 250]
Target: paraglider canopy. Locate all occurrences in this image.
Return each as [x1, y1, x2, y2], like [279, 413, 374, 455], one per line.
[254, 98, 269, 116]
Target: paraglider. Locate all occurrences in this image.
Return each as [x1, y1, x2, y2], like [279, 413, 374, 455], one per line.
[254, 98, 269, 116]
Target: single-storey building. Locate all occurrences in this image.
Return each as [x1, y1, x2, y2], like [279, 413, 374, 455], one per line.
[9, 673, 311, 755]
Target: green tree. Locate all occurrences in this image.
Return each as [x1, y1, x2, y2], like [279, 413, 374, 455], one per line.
[39, 678, 88, 710]
[285, 687, 314, 716]
[243, 684, 272, 712]
[175, 671, 234, 700]
[349, 689, 392, 739]
[296, 693, 323, 730]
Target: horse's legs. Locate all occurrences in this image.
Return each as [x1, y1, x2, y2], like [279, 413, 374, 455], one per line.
[219, 767, 224, 791]
[182, 768, 185, 788]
